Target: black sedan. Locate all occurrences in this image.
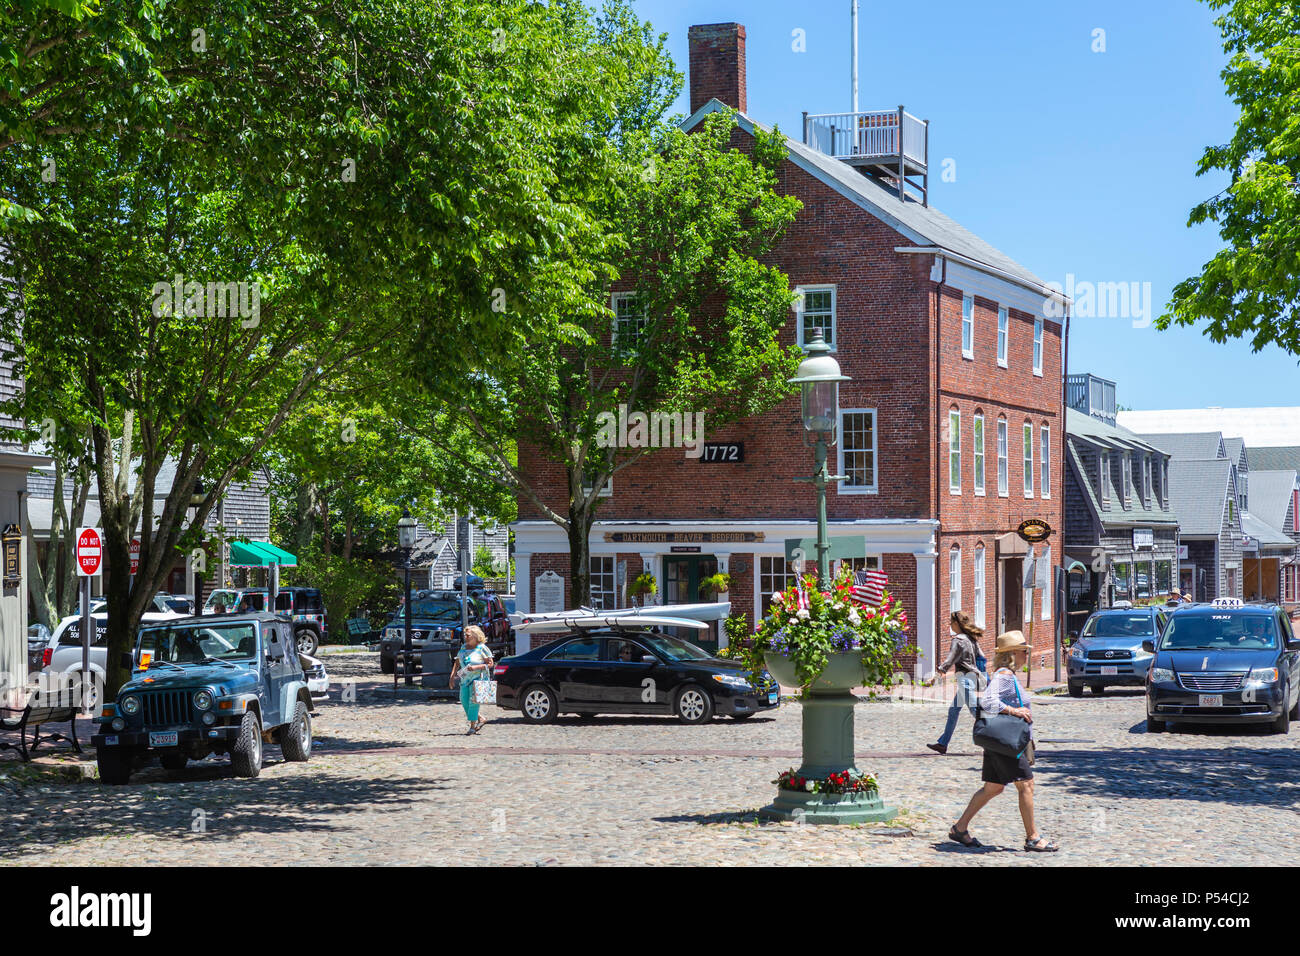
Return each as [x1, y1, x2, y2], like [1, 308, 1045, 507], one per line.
[1145, 600, 1300, 734]
[493, 629, 779, 724]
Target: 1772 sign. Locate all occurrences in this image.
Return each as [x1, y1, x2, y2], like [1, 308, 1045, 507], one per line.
[699, 442, 743, 463]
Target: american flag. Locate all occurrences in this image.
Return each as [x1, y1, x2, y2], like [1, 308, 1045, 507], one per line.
[793, 579, 811, 610]
[851, 570, 888, 607]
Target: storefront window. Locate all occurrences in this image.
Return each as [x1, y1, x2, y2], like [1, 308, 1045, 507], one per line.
[1155, 560, 1172, 594]
[589, 556, 617, 609]
[760, 556, 799, 619]
[1113, 562, 1131, 598]
[1134, 561, 1151, 600]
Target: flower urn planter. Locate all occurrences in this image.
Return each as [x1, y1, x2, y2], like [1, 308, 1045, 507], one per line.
[760, 650, 898, 825]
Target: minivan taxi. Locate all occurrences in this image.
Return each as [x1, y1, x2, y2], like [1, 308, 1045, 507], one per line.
[1145, 599, 1300, 734]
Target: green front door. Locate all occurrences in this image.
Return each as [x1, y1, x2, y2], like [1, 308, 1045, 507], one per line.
[662, 555, 719, 651]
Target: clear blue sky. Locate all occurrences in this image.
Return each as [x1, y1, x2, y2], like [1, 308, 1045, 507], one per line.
[632, 0, 1298, 410]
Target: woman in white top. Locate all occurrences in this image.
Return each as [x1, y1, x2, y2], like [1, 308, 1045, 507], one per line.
[949, 630, 1058, 852]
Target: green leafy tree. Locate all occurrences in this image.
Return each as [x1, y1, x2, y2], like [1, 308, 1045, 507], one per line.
[1161, 0, 1300, 353]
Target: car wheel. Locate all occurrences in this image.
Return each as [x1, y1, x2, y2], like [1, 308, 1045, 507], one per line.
[159, 752, 188, 771]
[1067, 682, 1083, 698]
[520, 685, 558, 724]
[1273, 708, 1290, 735]
[96, 747, 132, 785]
[281, 700, 312, 761]
[230, 711, 263, 778]
[295, 628, 320, 656]
[674, 685, 713, 724]
[1146, 717, 1165, 733]
[379, 653, 395, 675]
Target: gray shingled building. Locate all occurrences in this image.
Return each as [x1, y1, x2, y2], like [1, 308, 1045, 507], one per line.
[1063, 377, 1180, 624]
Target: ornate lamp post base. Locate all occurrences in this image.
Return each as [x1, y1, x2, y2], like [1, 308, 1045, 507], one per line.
[761, 788, 898, 825]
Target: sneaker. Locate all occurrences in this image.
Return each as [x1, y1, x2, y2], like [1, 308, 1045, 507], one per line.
[926, 743, 947, 755]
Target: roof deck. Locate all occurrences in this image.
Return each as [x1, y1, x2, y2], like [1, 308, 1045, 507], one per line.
[802, 106, 929, 203]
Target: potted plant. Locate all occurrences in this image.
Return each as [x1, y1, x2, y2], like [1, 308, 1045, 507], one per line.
[738, 564, 912, 824]
[628, 571, 658, 605]
[698, 572, 731, 600]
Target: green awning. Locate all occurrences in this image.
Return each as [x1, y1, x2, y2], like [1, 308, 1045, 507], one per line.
[1065, 558, 1089, 574]
[229, 541, 298, 567]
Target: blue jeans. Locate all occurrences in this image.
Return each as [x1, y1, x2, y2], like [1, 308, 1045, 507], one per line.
[937, 673, 978, 747]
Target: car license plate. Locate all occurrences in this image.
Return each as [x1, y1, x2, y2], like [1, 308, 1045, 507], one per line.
[103, 735, 118, 746]
[149, 731, 178, 747]
[1198, 694, 1223, 708]
[1100, 666, 1118, 676]
[767, 691, 779, 705]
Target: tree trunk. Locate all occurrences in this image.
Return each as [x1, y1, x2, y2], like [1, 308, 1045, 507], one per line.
[293, 481, 316, 556]
[567, 501, 595, 608]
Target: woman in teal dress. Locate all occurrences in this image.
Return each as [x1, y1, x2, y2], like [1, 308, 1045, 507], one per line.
[451, 626, 494, 734]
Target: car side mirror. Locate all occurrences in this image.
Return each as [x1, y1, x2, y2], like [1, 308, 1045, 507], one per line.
[641, 655, 656, 664]
[120, 652, 134, 670]
[1141, 640, 1155, 654]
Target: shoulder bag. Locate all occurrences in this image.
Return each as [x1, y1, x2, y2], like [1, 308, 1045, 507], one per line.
[972, 670, 1031, 757]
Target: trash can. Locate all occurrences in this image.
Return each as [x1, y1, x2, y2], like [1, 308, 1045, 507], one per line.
[420, 640, 455, 693]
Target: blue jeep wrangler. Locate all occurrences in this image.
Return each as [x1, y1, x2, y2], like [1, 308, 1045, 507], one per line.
[92, 612, 315, 784]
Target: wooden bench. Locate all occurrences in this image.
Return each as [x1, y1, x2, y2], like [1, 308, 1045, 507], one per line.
[346, 617, 373, 644]
[0, 702, 83, 762]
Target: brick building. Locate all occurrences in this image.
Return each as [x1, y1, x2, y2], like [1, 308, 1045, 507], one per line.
[512, 22, 1068, 676]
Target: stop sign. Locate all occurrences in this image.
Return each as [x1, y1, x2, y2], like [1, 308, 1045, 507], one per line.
[75, 527, 103, 577]
[130, 538, 140, 575]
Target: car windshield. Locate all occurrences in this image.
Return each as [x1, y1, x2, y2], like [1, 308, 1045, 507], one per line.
[408, 600, 461, 620]
[638, 633, 714, 662]
[138, 623, 258, 664]
[1083, 614, 1156, 638]
[1160, 614, 1277, 651]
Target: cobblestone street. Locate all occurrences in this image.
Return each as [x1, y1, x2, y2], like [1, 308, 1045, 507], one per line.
[4, 652, 1299, 866]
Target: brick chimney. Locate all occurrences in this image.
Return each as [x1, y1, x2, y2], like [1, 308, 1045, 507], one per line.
[688, 23, 747, 115]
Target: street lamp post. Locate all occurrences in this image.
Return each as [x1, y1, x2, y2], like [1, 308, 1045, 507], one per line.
[761, 330, 897, 824]
[397, 509, 417, 686]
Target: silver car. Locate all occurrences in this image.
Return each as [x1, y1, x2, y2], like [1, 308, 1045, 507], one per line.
[1067, 606, 1169, 697]
[39, 610, 183, 709]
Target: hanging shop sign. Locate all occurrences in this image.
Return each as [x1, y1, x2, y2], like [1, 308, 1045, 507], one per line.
[1016, 518, 1053, 544]
[1133, 528, 1154, 550]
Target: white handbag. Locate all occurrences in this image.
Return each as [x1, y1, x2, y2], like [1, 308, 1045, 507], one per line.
[473, 675, 497, 704]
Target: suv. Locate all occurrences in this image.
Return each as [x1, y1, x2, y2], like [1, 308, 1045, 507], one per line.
[204, 587, 328, 654]
[1067, 606, 1169, 696]
[1145, 599, 1300, 734]
[92, 612, 315, 783]
[378, 589, 510, 673]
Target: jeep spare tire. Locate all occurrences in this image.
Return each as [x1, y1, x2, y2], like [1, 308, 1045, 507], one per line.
[231, 710, 263, 778]
[295, 627, 320, 656]
[281, 700, 312, 762]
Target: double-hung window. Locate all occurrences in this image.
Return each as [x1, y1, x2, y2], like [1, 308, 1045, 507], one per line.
[839, 409, 877, 493]
[612, 293, 649, 348]
[589, 556, 617, 610]
[949, 409, 962, 494]
[1033, 317, 1044, 376]
[973, 545, 986, 627]
[961, 295, 974, 359]
[1040, 425, 1051, 498]
[1023, 422, 1034, 498]
[973, 414, 985, 495]
[996, 307, 1008, 367]
[796, 286, 836, 349]
[997, 419, 1009, 497]
[760, 556, 800, 618]
[949, 547, 961, 613]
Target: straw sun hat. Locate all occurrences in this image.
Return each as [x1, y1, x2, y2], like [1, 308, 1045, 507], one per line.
[994, 630, 1030, 653]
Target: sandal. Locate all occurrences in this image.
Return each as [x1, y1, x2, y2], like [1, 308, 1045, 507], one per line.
[1024, 835, 1059, 852]
[948, 825, 981, 848]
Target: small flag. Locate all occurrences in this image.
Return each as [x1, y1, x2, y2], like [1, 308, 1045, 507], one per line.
[792, 577, 811, 610]
[851, 570, 888, 607]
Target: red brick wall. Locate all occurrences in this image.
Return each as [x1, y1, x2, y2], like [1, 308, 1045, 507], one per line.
[688, 23, 746, 114]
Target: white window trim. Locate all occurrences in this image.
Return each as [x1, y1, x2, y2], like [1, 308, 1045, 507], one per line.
[1040, 424, 1051, 499]
[837, 407, 878, 495]
[997, 419, 1009, 498]
[973, 413, 985, 497]
[961, 295, 974, 360]
[795, 284, 837, 352]
[1022, 422, 1034, 499]
[1032, 317, 1044, 377]
[973, 545, 986, 628]
[996, 307, 1008, 368]
[589, 555, 617, 610]
[949, 547, 961, 613]
[1041, 546, 1053, 620]
[610, 291, 645, 348]
[581, 475, 613, 498]
[948, 409, 962, 495]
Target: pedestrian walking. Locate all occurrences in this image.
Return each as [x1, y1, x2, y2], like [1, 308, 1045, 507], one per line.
[949, 630, 1059, 852]
[451, 625, 494, 734]
[925, 611, 986, 755]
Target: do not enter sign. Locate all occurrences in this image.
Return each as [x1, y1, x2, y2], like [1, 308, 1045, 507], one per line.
[75, 527, 103, 577]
